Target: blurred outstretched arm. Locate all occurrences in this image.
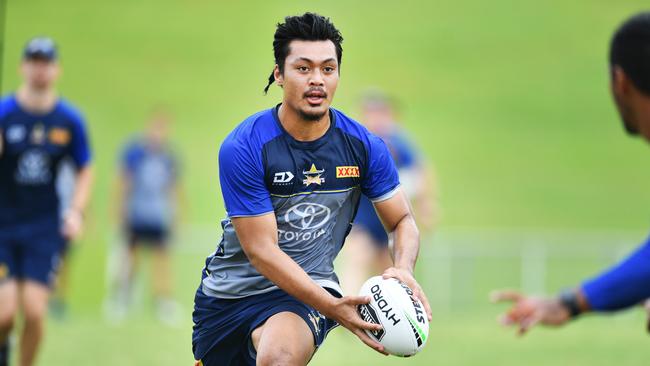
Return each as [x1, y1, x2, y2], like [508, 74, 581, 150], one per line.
[492, 238, 650, 335]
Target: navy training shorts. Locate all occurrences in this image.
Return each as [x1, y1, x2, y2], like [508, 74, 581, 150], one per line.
[0, 215, 65, 287]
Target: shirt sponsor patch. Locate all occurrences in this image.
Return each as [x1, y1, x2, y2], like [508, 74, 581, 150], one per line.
[336, 166, 359, 178]
[273, 171, 294, 185]
[49, 128, 70, 145]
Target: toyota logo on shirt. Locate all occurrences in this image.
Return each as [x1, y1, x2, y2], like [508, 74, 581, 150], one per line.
[285, 203, 331, 230]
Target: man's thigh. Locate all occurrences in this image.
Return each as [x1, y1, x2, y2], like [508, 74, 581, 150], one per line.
[253, 311, 315, 366]
[0, 280, 18, 324]
[20, 280, 50, 319]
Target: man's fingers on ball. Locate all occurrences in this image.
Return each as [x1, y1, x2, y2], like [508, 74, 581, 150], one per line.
[354, 329, 387, 355]
[346, 295, 371, 305]
[356, 319, 383, 332]
[381, 267, 398, 279]
[414, 288, 433, 320]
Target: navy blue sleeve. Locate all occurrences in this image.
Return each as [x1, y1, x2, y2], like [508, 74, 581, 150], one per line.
[362, 134, 400, 201]
[69, 114, 91, 167]
[0, 97, 12, 129]
[218, 137, 273, 217]
[581, 238, 650, 311]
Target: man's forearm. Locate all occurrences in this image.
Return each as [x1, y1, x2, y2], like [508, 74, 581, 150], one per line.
[71, 165, 94, 213]
[391, 213, 420, 273]
[581, 239, 650, 311]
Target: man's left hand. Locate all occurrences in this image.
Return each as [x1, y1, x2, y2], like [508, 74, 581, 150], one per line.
[62, 208, 84, 241]
[382, 267, 432, 321]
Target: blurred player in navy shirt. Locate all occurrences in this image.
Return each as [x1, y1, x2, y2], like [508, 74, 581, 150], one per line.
[0, 38, 93, 366]
[341, 90, 437, 295]
[492, 12, 650, 335]
[109, 108, 182, 325]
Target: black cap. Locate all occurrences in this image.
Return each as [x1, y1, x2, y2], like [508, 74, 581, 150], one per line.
[23, 37, 58, 61]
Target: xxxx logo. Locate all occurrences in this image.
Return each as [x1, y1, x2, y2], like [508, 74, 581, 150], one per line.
[336, 166, 359, 178]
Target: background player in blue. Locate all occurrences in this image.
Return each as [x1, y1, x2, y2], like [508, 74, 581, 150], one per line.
[109, 108, 182, 325]
[0, 37, 93, 366]
[492, 12, 650, 335]
[192, 13, 432, 366]
[341, 90, 437, 295]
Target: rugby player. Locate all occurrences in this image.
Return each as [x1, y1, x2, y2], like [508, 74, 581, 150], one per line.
[0, 37, 93, 366]
[341, 90, 436, 295]
[192, 13, 431, 365]
[492, 12, 650, 335]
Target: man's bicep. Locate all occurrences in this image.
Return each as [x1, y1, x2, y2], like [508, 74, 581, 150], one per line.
[231, 213, 278, 250]
[373, 188, 411, 232]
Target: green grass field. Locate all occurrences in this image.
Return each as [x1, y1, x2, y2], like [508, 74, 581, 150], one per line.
[3, 0, 650, 364]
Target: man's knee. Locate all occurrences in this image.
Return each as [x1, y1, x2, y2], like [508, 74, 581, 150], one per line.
[254, 312, 315, 366]
[21, 282, 49, 326]
[257, 345, 303, 366]
[0, 281, 18, 332]
[23, 306, 46, 326]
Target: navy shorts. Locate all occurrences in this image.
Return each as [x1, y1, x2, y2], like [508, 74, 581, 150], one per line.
[354, 198, 389, 247]
[0, 216, 65, 287]
[192, 275, 339, 365]
[126, 223, 169, 247]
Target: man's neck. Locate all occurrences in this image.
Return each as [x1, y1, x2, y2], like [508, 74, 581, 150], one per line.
[278, 103, 330, 142]
[16, 85, 57, 114]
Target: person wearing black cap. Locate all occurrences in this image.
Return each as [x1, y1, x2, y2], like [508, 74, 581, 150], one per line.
[492, 12, 650, 336]
[0, 37, 94, 366]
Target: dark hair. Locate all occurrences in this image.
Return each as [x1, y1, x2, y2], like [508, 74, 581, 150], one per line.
[610, 12, 650, 95]
[264, 13, 343, 94]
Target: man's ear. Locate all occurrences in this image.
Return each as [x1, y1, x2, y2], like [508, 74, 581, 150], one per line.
[611, 65, 629, 97]
[274, 65, 283, 87]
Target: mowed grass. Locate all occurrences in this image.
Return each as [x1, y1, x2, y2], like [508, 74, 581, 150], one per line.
[3, 0, 650, 364]
[38, 311, 650, 366]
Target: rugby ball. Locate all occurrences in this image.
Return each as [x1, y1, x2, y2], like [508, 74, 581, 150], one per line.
[357, 276, 429, 357]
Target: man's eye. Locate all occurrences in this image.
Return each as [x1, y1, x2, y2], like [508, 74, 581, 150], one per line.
[323, 67, 335, 73]
[298, 66, 309, 72]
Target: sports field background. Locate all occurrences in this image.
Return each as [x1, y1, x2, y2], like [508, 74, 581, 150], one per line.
[3, 0, 650, 365]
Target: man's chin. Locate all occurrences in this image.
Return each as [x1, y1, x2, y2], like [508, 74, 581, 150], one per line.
[299, 106, 328, 121]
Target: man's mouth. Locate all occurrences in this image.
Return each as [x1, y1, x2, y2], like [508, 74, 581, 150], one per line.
[305, 90, 327, 105]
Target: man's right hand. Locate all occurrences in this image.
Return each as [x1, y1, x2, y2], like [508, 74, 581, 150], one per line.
[323, 296, 388, 355]
[491, 290, 572, 335]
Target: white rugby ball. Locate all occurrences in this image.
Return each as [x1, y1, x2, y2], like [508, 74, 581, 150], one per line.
[357, 276, 429, 357]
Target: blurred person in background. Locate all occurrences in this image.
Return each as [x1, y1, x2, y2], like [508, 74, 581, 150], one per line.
[0, 37, 93, 366]
[107, 108, 182, 326]
[492, 12, 650, 335]
[340, 90, 437, 295]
